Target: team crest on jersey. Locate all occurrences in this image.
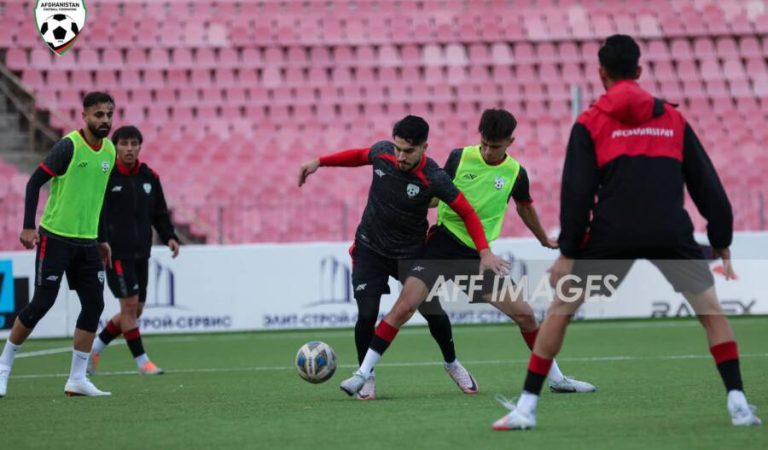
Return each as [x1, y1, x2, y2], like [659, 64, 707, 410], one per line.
[101, 161, 110, 173]
[35, 0, 87, 55]
[494, 177, 505, 190]
[406, 183, 420, 198]
[143, 183, 152, 194]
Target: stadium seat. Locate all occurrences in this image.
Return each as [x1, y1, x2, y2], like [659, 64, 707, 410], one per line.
[146, 48, 171, 68]
[669, 38, 694, 61]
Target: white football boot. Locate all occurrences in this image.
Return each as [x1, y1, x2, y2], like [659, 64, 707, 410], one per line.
[548, 375, 596, 393]
[492, 395, 537, 431]
[64, 377, 111, 397]
[728, 391, 762, 426]
[355, 373, 376, 400]
[340, 370, 369, 396]
[445, 361, 479, 394]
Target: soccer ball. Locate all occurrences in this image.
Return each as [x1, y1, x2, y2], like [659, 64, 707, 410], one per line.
[295, 341, 337, 384]
[39, 14, 80, 50]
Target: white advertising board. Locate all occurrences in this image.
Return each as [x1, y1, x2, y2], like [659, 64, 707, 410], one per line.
[1, 232, 767, 338]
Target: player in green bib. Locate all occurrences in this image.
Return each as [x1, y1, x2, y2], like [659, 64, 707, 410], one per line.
[341, 109, 596, 397]
[0, 92, 116, 398]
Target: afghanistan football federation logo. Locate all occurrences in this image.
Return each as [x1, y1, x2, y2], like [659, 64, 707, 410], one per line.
[35, 0, 87, 55]
[406, 183, 420, 198]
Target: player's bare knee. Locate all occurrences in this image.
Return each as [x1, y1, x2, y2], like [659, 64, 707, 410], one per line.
[120, 296, 140, 317]
[684, 286, 722, 315]
[389, 303, 414, 327]
[513, 314, 538, 332]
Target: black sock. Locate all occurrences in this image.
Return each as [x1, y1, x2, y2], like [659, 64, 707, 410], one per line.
[523, 353, 553, 396]
[420, 300, 456, 363]
[354, 296, 381, 364]
[98, 321, 121, 345]
[424, 312, 456, 363]
[710, 341, 744, 392]
[124, 328, 146, 358]
[523, 371, 548, 396]
[716, 359, 744, 392]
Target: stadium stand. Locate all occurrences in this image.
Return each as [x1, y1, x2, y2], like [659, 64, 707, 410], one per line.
[0, 0, 766, 245]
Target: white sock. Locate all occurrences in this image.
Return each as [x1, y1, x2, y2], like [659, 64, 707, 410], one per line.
[548, 359, 564, 383]
[517, 391, 539, 415]
[358, 349, 381, 376]
[69, 350, 90, 381]
[445, 359, 459, 369]
[91, 337, 108, 354]
[0, 340, 21, 369]
[727, 390, 748, 408]
[135, 353, 149, 367]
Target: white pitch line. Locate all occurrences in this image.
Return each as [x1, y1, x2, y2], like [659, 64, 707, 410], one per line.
[16, 347, 74, 358]
[13, 316, 767, 358]
[9, 353, 768, 380]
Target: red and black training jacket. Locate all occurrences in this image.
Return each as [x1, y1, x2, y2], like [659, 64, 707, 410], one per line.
[104, 160, 178, 260]
[558, 80, 733, 257]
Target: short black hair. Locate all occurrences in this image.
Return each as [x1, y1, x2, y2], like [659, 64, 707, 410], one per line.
[598, 34, 641, 80]
[392, 115, 429, 145]
[478, 109, 517, 141]
[112, 125, 143, 145]
[82, 91, 115, 109]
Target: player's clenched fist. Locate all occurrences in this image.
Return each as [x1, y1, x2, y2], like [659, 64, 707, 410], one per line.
[19, 228, 39, 249]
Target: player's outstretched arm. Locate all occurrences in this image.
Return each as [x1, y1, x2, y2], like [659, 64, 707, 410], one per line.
[298, 148, 371, 187]
[516, 202, 558, 249]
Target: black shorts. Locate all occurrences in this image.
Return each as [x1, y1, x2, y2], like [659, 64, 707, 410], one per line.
[408, 226, 510, 301]
[107, 258, 149, 302]
[570, 237, 715, 296]
[35, 231, 105, 292]
[350, 243, 415, 300]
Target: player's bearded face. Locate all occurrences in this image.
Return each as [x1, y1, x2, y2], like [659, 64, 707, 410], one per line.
[84, 103, 114, 139]
[393, 137, 426, 172]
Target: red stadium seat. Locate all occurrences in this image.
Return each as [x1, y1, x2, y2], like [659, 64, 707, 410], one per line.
[446, 66, 467, 85]
[5, 49, 27, 69]
[729, 14, 754, 35]
[146, 48, 171, 68]
[669, 38, 694, 61]
[507, 42, 530, 64]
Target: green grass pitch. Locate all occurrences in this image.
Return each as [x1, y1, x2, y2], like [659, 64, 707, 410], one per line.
[1, 317, 766, 449]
